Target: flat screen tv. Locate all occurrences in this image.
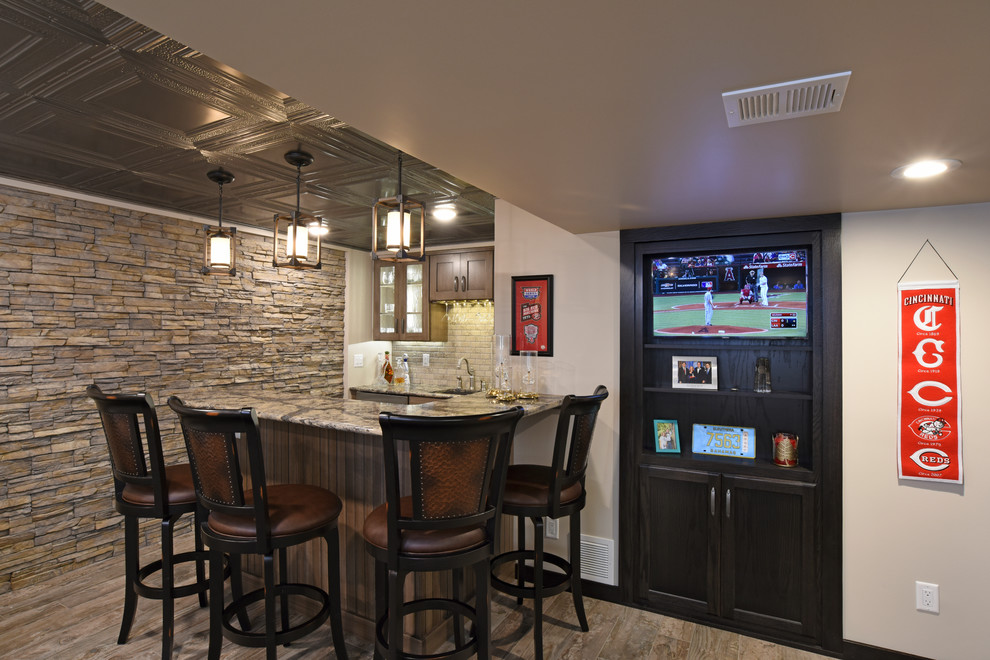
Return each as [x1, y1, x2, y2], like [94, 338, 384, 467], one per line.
[648, 247, 808, 338]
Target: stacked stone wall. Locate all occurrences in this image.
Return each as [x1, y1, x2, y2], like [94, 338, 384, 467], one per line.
[0, 184, 345, 593]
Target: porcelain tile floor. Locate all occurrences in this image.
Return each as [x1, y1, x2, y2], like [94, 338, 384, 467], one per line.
[0, 556, 833, 659]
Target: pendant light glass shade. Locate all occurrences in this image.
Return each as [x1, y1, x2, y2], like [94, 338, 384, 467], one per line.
[273, 149, 322, 269]
[202, 168, 236, 275]
[373, 152, 425, 262]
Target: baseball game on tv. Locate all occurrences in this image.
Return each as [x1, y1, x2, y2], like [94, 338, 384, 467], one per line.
[649, 247, 809, 338]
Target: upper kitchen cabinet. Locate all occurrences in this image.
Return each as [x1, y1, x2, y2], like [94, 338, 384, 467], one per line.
[429, 249, 494, 301]
[373, 260, 447, 341]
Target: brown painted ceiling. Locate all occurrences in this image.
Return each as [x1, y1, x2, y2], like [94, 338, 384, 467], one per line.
[97, 0, 990, 238]
[0, 0, 494, 251]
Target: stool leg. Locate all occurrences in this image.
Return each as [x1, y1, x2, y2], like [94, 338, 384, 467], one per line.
[373, 559, 386, 660]
[452, 566, 464, 648]
[387, 567, 403, 660]
[474, 559, 491, 660]
[326, 528, 349, 660]
[118, 515, 139, 644]
[515, 514, 526, 605]
[208, 549, 225, 660]
[229, 554, 251, 631]
[569, 511, 589, 632]
[263, 552, 277, 660]
[532, 515, 545, 660]
[160, 516, 176, 660]
[194, 506, 208, 608]
[278, 548, 290, 645]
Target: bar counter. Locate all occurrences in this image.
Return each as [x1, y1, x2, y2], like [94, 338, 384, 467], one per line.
[172, 386, 563, 652]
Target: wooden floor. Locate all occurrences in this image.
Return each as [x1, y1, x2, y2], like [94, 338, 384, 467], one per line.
[0, 554, 833, 660]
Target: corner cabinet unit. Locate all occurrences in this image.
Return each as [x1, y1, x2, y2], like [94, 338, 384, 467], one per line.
[619, 215, 842, 654]
[373, 260, 447, 341]
[429, 249, 494, 301]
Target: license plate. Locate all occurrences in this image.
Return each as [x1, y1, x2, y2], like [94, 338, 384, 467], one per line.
[691, 424, 756, 459]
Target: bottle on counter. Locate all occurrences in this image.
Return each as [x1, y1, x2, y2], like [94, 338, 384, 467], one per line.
[393, 353, 405, 389]
[383, 351, 394, 385]
[374, 352, 387, 386]
[400, 354, 411, 392]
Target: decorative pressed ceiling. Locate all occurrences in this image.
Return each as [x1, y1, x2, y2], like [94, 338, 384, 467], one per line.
[0, 0, 494, 251]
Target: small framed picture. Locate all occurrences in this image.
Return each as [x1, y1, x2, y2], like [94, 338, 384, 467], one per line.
[672, 356, 718, 390]
[653, 419, 680, 453]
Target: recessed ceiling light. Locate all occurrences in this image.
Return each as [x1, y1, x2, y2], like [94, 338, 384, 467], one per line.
[432, 205, 456, 221]
[891, 159, 961, 179]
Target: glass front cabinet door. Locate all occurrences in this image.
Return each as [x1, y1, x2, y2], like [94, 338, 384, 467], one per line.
[374, 261, 433, 341]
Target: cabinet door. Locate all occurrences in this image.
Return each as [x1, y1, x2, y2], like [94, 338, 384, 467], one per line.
[429, 253, 460, 300]
[459, 250, 494, 299]
[637, 466, 719, 617]
[373, 262, 399, 338]
[400, 262, 430, 340]
[720, 475, 817, 639]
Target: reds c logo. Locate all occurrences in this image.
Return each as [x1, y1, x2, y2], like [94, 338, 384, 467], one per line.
[913, 305, 944, 332]
[909, 448, 951, 472]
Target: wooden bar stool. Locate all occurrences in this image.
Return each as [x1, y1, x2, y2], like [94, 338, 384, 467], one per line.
[167, 396, 348, 660]
[86, 384, 215, 660]
[490, 385, 608, 659]
[363, 407, 524, 660]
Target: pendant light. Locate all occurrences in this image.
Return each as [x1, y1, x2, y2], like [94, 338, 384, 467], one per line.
[273, 149, 322, 269]
[372, 152, 425, 262]
[202, 168, 236, 275]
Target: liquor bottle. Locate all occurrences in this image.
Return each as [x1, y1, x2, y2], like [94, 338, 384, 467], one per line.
[393, 353, 406, 389]
[401, 354, 411, 391]
[383, 351, 394, 385]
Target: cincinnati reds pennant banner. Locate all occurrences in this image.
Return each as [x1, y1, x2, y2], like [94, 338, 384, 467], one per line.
[898, 281, 962, 483]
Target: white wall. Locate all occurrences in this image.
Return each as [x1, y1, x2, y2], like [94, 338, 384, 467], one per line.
[494, 200, 621, 579]
[343, 248, 391, 393]
[842, 203, 990, 659]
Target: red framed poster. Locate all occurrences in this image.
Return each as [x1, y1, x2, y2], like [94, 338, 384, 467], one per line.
[511, 274, 553, 356]
[897, 281, 962, 483]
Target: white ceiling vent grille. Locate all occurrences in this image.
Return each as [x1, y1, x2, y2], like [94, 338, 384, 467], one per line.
[722, 71, 851, 127]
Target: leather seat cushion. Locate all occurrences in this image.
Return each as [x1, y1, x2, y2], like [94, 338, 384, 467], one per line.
[121, 463, 197, 506]
[363, 496, 487, 556]
[502, 464, 583, 509]
[208, 484, 342, 539]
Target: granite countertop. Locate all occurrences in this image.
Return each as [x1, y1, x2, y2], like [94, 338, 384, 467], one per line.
[174, 385, 562, 436]
[349, 384, 459, 398]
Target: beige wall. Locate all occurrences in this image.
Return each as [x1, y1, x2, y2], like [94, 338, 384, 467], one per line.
[493, 200, 621, 580]
[842, 203, 989, 659]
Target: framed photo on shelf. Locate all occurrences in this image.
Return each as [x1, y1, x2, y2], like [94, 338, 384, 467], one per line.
[511, 274, 553, 356]
[653, 419, 680, 453]
[672, 356, 718, 390]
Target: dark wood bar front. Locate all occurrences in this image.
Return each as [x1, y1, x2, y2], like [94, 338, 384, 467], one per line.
[176, 387, 562, 653]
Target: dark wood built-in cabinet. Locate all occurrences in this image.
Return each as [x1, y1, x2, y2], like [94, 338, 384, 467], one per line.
[619, 215, 842, 654]
[373, 260, 446, 341]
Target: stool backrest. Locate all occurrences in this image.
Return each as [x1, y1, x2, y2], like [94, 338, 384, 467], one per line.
[549, 385, 608, 515]
[378, 407, 524, 555]
[86, 384, 168, 513]
[167, 396, 271, 541]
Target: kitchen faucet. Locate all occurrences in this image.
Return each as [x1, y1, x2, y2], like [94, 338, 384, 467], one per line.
[458, 357, 475, 391]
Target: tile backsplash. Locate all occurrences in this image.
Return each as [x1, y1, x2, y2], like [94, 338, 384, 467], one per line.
[393, 301, 494, 391]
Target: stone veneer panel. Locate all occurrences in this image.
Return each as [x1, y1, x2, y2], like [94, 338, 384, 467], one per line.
[0, 184, 345, 593]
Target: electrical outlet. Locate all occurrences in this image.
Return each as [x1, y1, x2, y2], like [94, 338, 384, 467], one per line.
[353, 353, 364, 368]
[422, 353, 430, 366]
[544, 517, 559, 539]
[916, 581, 939, 613]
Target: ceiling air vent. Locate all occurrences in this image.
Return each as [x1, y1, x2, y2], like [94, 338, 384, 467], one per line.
[722, 71, 851, 127]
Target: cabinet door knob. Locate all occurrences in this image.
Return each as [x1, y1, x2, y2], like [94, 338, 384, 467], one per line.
[710, 487, 716, 516]
[725, 489, 731, 519]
